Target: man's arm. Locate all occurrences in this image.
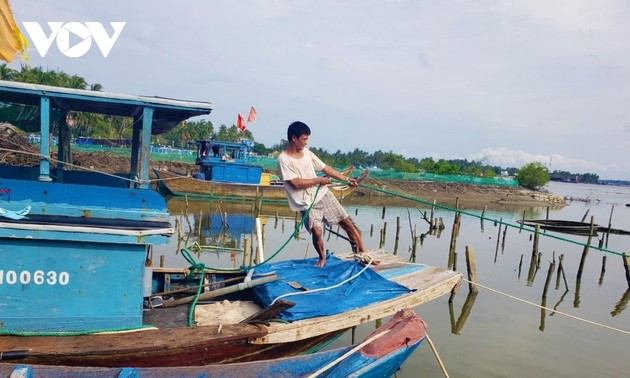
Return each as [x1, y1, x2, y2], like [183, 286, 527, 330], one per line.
[286, 176, 330, 189]
[321, 166, 358, 186]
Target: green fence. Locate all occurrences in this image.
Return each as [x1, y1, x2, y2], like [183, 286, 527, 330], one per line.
[70, 145, 519, 186]
[366, 170, 519, 186]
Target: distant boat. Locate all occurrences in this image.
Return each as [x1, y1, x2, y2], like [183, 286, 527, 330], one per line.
[517, 219, 630, 236]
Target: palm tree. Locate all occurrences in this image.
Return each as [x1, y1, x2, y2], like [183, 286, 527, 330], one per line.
[67, 75, 87, 89]
[0, 63, 16, 80]
[90, 83, 103, 91]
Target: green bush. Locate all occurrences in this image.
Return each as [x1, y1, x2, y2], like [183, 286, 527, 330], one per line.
[515, 162, 550, 190]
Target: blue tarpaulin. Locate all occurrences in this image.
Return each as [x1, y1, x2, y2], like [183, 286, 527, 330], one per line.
[252, 254, 413, 321]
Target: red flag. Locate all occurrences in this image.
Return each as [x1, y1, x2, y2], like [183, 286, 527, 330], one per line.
[237, 114, 246, 131]
[247, 106, 257, 123]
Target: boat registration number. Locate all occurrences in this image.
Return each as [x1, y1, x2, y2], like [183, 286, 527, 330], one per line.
[0, 270, 70, 286]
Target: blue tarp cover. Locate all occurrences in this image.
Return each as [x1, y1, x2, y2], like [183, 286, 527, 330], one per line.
[252, 254, 413, 321]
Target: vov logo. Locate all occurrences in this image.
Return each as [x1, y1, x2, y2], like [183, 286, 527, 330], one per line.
[22, 22, 126, 58]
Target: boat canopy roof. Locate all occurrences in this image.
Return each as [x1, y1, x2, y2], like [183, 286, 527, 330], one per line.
[194, 140, 253, 149]
[0, 80, 213, 134]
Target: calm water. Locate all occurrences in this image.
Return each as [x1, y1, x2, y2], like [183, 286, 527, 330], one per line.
[155, 182, 630, 378]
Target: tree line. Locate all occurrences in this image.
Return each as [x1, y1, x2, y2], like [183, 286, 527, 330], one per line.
[1, 65, 601, 189]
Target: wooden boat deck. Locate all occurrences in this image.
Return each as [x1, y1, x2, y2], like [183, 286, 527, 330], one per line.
[251, 250, 462, 344]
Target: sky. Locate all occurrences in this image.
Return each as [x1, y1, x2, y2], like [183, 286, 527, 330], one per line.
[7, 0, 630, 180]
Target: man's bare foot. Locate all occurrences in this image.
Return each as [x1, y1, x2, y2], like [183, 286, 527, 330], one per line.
[315, 259, 326, 268]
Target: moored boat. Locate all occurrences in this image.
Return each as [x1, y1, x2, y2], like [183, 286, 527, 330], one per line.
[0, 80, 462, 374]
[517, 219, 630, 236]
[0, 80, 211, 333]
[0, 250, 461, 367]
[0, 308, 427, 378]
[153, 139, 367, 202]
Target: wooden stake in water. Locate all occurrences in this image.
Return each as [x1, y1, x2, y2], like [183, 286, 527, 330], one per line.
[605, 205, 614, 248]
[542, 260, 556, 300]
[393, 216, 401, 255]
[448, 198, 461, 269]
[532, 224, 540, 260]
[577, 216, 595, 280]
[382, 221, 388, 248]
[494, 219, 502, 263]
[480, 205, 487, 233]
[599, 255, 607, 286]
[465, 246, 478, 294]
[623, 253, 630, 288]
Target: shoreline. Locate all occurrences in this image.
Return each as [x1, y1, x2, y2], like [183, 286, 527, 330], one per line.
[351, 178, 566, 209]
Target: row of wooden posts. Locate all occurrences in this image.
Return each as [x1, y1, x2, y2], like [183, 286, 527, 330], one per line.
[173, 198, 630, 292]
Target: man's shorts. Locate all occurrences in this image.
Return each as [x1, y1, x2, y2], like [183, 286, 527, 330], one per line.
[302, 191, 349, 232]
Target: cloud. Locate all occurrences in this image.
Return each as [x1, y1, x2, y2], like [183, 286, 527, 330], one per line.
[9, 1, 630, 180]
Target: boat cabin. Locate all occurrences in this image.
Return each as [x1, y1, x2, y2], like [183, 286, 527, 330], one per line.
[194, 139, 262, 184]
[0, 80, 212, 332]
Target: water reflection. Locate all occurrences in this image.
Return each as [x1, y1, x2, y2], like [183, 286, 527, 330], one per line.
[158, 182, 630, 378]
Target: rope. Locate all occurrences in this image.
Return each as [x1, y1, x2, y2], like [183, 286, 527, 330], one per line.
[0, 147, 147, 184]
[270, 254, 374, 306]
[180, 247, 207, 327]
[425, 332, 450, 378]
[458, 277, 630, 336]
[0, 325, 157, 337]
[357, 182, 626, 257]
[306, 329, 391, 378]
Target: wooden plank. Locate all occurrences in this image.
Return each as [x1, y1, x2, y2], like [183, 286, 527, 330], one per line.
[240, 300, 295, 324]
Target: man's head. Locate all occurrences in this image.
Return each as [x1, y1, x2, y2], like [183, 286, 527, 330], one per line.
[287, 121, 311, 142]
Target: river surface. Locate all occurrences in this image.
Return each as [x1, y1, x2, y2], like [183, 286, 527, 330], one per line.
[155, 182, 630, 378]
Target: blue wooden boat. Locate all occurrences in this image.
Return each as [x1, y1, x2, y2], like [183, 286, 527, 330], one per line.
[153, 139, 366, 202]
[0, 80, 462, 372]
[0, 309, 426, 378]
[0, 80, 212, 332]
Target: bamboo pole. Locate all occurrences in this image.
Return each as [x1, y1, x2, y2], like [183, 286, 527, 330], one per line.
[162, 274, 278, 308]
[243, 237, 251, 267]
